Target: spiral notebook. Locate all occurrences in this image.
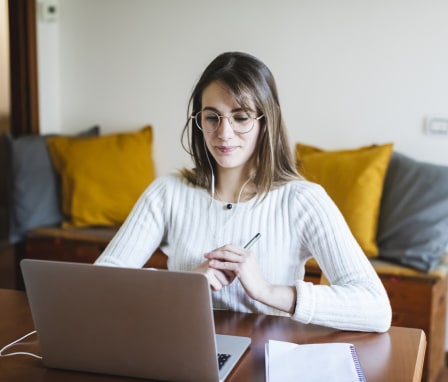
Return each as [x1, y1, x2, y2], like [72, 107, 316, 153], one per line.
[265, 340, 366, 382]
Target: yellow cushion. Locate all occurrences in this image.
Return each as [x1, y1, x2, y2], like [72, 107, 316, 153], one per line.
[47, 126, 155, 227]
[296, 142, 393, 257]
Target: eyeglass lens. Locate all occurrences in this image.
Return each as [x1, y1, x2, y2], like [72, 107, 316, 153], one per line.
[195, 111, 255, 133]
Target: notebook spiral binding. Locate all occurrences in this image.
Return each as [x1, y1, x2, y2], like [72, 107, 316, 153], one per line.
[350, 345, 367, 382]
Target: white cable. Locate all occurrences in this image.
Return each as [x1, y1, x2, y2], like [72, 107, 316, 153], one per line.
[202, 136, 252, 210]
[203, 140, 216, 200]
[235, 176, 252, 211]
[0, 330, 42, 359]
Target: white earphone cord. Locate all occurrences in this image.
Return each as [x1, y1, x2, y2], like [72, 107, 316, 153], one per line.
[203, 140, 215, 199]
[0, 330, 42, 359]
[203, 139, 252, 204]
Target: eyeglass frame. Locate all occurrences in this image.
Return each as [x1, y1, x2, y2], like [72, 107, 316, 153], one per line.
[190, 110, 264, 134]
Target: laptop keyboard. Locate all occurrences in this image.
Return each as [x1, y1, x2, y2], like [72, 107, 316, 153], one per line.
[217, 353, 231, 370]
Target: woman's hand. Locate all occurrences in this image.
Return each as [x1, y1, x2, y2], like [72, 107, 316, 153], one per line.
[193, 260, 235, 291]
[205, 244, 297, 314]
[204, 244, 268, 300]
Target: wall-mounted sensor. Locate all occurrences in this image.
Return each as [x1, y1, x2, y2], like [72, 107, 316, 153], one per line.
[39, 0, 59, 23]
[425, 115, 448, 136]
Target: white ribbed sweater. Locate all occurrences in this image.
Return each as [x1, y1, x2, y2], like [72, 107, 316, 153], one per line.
[95, 174, 391, 332]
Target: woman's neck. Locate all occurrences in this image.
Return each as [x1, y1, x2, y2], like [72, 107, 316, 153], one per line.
[215, 170, 256, 203]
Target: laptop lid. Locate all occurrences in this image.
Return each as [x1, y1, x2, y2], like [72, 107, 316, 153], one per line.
[20, 259, 250, 382]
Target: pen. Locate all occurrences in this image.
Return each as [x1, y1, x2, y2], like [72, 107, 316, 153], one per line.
[243, 233, 261, 249]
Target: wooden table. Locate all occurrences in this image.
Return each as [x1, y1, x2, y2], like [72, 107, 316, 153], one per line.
[0, 289, 426, 381]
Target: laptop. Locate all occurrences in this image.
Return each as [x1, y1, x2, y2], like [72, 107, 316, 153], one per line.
[20, 259, 251, 382]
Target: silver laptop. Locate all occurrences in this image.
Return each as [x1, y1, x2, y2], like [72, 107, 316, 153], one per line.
[20, 259, 251, 382]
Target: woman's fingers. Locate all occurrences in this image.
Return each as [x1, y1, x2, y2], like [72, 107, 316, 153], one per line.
[205, 245, 247, 264]
[193, 259, 234, 290]
[205, 268, 233, 291]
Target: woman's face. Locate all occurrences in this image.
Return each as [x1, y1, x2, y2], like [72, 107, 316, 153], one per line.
[200, 81, 261, 174]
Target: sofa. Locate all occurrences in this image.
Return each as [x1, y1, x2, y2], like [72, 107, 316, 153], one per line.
[3, 126, 448, 382]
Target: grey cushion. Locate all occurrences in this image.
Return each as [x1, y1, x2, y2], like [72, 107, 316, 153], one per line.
[377, 151, 448, 271]
[5, 126, 100, 243]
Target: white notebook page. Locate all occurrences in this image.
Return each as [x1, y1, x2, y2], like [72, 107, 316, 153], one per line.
[265, 340, 366, 382]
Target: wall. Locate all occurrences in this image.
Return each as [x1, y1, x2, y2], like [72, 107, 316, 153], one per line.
[37, 0, 448, 176]
[37, 0, 60, 134]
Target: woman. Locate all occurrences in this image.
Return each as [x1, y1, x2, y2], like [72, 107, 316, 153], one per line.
[95, 51, 391, 332]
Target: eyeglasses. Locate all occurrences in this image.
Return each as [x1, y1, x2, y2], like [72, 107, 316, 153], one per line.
[191, 110, 264, 134]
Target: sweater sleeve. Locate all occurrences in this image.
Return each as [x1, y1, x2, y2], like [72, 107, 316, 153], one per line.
[291, 184, 392, 332]
[94, 176, 169, 268]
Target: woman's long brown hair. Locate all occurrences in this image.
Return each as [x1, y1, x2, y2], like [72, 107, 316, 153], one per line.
[181, 51, 301, 197]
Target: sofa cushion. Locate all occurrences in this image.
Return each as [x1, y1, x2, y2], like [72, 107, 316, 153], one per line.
[47, 126, 156, 227]
[377, 151, 448, 271]
[296, 142, 393, 258]
[4, 126, 100, 243]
